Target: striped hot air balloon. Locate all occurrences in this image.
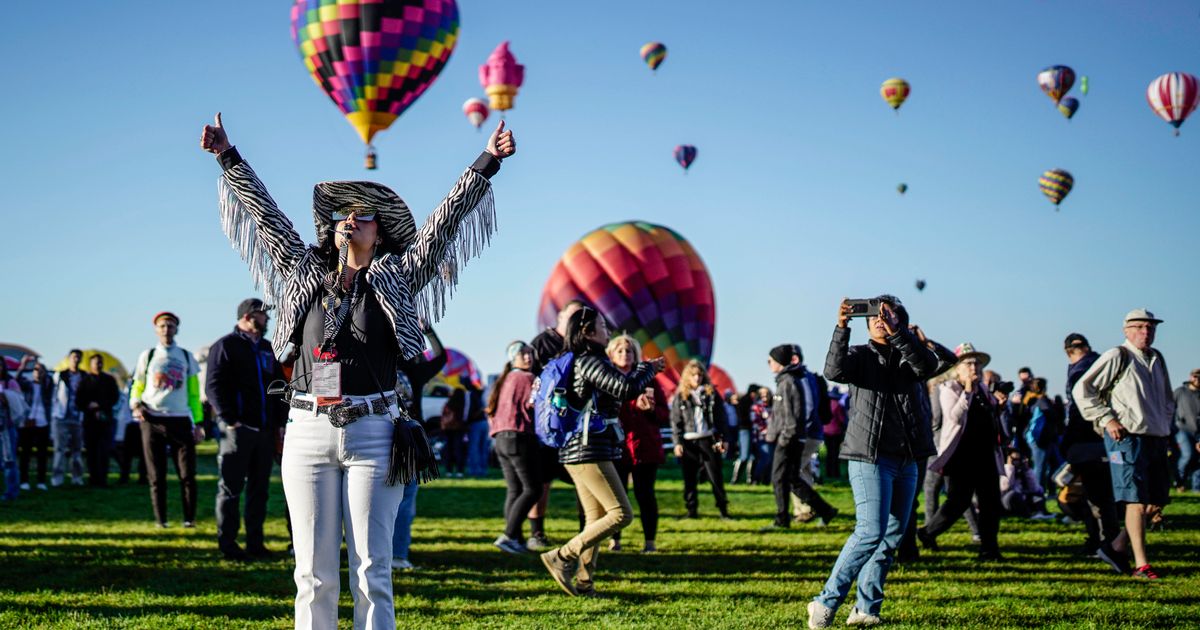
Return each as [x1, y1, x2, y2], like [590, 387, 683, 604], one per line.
[1039, 169, 1074, 210]
[880, 78, 910, 111]
[537, 221, 716, 395]
[640, 42, 667, 72]
[1037, 66, 1075, 104]
[1146, 72, 1199, 136]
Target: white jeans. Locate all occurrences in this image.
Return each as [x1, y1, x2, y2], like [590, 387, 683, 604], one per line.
[282, 395, 404, 630]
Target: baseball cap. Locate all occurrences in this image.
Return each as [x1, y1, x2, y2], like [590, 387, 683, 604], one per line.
[1063, 333, 1089, 349]
[237, 298, 271, 319]
[1123, 308, 1163, 325]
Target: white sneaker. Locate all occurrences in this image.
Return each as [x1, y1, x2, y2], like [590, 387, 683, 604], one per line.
[392, 558, 415, 571]
[493, 534, 528, 555]
[846, 608, 882, 626]
[1030, 512, 1056, 521]
[36, 483, 48, 491]
[182, 521, 195, 529]
[50, 478, 64, 488]
[19, 483, 30, 491]
[808, 600, 835, 629]
[71, 477, 84, 486]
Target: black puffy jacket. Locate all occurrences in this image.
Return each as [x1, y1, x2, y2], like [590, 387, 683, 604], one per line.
[558, 352, 658, 465]
[824, 326, 940, 463]
[669, 387, 727, 447]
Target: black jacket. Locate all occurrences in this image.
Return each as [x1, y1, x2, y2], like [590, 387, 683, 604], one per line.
[1061, 351, 1101, 455]
[401, 328, 446, 424]
[530, 328, 563, 375]
[75, 372, 119, 422]
[824, 326, 940, 463]
[669, 386, 728, 447]
[206, 328, 287, 430]
[768, 364, 809, 445]
[558, 351, 658, 465]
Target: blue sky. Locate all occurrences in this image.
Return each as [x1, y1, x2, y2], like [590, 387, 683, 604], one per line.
[2, 1, 1197, 393]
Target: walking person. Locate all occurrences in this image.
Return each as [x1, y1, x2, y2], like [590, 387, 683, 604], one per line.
[131, 312, 204, 527]
[750, 387, 773, 484]
[440, 389, 468, 477]
[671, 360, 731, 519]
[17, 361, 53, 491]
[207, 298, 288, 561]
[731, 385, 759, 484]
[50, 349, 86, 487]
[539, 307, 664, 596]
[608, 334, 666, 553]
[762, 345, 837, 531]
[486, 341, 540, 554]
[465, 381, 490, 477]
[1173, 368, 1200, 491]
[808, 297, 940, 629]
[919, 343, 1006, 560]
[1073, 309, 1176, 580]
[76, 354, 120, 487]
[202, 111, 515, 628]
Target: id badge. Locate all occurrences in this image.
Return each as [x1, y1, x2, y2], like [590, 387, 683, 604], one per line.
[313, 361, 342, 406]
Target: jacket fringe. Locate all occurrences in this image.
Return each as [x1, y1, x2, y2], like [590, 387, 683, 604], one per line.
[413, 187, 496, 325]
[218, 177, 285, 304]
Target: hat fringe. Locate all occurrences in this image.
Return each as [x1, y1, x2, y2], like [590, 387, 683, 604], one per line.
[219, 177, 285, 304]
[414, 188, 496, 324]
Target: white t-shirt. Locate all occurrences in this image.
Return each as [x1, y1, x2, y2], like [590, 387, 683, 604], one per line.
[132, 344, 200, 420]
[29, 382, 48, 428]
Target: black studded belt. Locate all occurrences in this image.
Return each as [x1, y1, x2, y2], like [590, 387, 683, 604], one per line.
[289, 394, 399, 428]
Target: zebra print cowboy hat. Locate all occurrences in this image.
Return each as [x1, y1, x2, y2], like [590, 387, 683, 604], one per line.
[311, 181, 416, 255]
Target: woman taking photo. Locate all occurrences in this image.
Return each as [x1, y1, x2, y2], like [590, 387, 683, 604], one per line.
[487, 341, 540, 554]
[670, 360, 730, 519]
[540, 308, 663, 596]
[607, 334, 667, 553]
[201, 113, 515, 629]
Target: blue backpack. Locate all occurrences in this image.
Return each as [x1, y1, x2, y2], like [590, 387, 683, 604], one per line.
[533, 353, 596, 448]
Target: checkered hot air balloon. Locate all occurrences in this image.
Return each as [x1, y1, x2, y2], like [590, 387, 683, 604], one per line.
[640, 42, 667, 72]
[1037, 66, 1075, 104]
[290, 0, 460, 168]
[1146, 72, 1199, 136]
[1039, 169, 1074, 210]
[537, 221, 716, 395]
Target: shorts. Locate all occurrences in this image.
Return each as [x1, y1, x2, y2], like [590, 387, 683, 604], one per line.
[1104, 433, 1170, 506]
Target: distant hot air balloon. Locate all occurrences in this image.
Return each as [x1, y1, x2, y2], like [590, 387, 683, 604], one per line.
[462, 98, 489, 130]
[290, 0, 460, 169]
[915, 279, 926, 292]
[54, 349, 129, 385]
[708, 364, 736, 398]
[1037, 65, 1075, 104]
[1058, 97, 1080, 120]
[422, 347, 482, 394]
[674, 145, 697, 171]
[479, 41, 524, 115]
[1039, 169, 1074, 209]
[640, 42, 667, 72]
[537, 221, 716, 395]
[880, 78, 910, 112]
[897, 183, 908, 195]
[1080, 75, 1090, 96]
[1146, 72, 1199, 136]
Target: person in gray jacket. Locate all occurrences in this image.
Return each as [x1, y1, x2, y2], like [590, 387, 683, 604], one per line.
[1173, 369, 1200, 491]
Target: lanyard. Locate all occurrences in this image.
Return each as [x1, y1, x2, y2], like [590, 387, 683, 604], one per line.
[319, 277, 360, 357]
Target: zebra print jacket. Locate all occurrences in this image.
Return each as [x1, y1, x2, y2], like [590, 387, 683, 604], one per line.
[215, 147, 498, 362]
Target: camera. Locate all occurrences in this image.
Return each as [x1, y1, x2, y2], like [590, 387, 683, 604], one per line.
[845, 298, 884, 318]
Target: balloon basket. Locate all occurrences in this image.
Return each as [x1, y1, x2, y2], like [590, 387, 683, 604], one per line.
[365, 146, 377, 170]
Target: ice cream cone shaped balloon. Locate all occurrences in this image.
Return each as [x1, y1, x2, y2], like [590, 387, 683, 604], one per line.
[479, 41, 524, 112]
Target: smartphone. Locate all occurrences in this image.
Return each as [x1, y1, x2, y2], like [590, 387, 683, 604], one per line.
[845, 298, 883, 318]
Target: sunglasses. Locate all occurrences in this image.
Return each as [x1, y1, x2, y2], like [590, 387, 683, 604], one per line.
[331, 208, 377, 222]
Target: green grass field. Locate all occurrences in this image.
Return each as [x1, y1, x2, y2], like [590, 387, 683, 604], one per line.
[1, 443, 1197, 629]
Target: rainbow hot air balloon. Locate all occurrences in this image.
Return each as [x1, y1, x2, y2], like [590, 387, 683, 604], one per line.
[640, 42, 667, 72]
[1039, 169, 1074, 209]
[423, 347, 483, 394]
[674, 145, 697, 171]
[708, 364, 736, 398]
[290, 0, 460, 169]
[479, 41, 524, 114]
[537, 221, 716, 395]
[880, 78, 910, 111]
[462, 97, 489, 130]
[1146, 72, 1199, 136]
[1037, 65, 1075, 104]
[1058, 97, 1080, 120]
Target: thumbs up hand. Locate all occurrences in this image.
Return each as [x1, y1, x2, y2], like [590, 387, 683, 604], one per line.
[200, 112, 231, 155]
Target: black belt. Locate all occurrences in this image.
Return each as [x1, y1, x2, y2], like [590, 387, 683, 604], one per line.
[289, 393, 400, 428]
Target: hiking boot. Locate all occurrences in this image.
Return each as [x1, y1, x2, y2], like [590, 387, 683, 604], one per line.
[525, 533, 551, 551]
[1132, 564, 1160, 580]
[846, 608, 882, 627]
[1097, 543, 1131, 575]
[540, 549, 578, 596]
[916, 526, 939, 551]
[806, 600, 835, 629]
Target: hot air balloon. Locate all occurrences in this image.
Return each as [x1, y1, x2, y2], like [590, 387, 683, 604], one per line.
[897, 183, 908, 195]
[537, 221, 716, 395]
[1037, 65, 1075, 104]
[462, 98, 489, 130]
[1039, 169, 1074, 209]
[1081, 75, 1089, 96]
[1058, 97, 1080, 120]
[880, 78, 910, 112]
[915, 279, 926, 292]
[479, 41, 524, 115]
[674, 145, 697, 171]
[1147, 72, 1199, 136]
[423, 347, 483, 395]
[640, 42, 667, 72]
[708, 364, 736, 398]
[290, 0, 460, 170]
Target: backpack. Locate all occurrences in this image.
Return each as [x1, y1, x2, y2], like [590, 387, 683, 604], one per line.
[533, 353, 595, 448]
[1093, 346, 1166, 437]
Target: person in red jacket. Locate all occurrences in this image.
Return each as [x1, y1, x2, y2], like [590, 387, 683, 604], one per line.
[607, 334, 667, 553]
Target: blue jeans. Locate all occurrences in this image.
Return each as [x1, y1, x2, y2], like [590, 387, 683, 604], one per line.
[1175, 430, 1200, 490]
[736, 429, 751, 463]
[815, 456, 917, 617]
[466, 420, 490, 477]
[391, 479, 419, 560]
[753, 441, 775, 482]
[3, 425, 18, 499]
